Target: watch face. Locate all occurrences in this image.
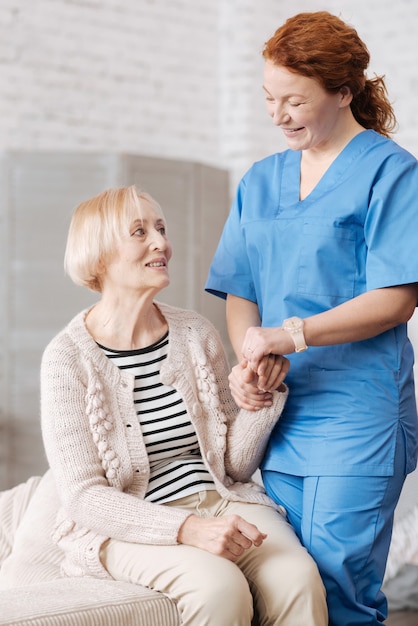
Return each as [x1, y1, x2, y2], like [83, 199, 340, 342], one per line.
[283, 317, 307, 352]
[284, 317, 302, 331]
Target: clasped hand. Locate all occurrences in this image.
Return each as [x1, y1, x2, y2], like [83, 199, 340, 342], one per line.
[229, 326, 290, 410]
[177, 513, 267, 562]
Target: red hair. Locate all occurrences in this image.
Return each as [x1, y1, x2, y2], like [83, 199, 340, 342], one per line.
[263, 11, 396, 137]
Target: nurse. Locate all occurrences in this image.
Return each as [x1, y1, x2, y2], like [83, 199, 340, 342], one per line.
[206, 10, 418, 626]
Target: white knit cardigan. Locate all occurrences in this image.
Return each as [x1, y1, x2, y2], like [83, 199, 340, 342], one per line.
[41, 302, 288, 578]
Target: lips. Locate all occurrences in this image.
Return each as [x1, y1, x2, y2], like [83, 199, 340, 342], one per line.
[146, 259, 166, 267]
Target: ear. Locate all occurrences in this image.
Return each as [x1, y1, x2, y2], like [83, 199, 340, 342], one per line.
[339, 85, 353, 107]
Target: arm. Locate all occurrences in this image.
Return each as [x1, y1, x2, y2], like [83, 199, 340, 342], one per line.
[306, 284, 418, 345]
[244, 284, 418, 375]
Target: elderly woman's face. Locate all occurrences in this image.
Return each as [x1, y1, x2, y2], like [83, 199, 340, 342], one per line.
[100, 198, 172, 295]
[263, 61, 351, 152]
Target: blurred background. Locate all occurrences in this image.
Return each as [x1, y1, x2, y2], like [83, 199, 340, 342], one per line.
[1, 0, 417, 509]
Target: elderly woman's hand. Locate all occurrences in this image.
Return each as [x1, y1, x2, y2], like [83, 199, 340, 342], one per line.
[177, 513, 267, 561]
[256, 353, 290, 393]
[228, 360, 273, 411]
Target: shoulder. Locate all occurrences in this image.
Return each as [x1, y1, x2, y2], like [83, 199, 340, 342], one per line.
[41, 309, 91, 368]
[363, 130, 416, 167]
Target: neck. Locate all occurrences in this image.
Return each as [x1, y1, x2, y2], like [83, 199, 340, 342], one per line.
[86, 297, 167, 350]
[304, 116, 365, 165]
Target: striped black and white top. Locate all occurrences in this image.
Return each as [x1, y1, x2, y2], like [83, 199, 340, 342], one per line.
[98, 332, 216, 504]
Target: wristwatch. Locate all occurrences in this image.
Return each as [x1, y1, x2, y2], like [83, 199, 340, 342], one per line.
[282, 316, 307, 353]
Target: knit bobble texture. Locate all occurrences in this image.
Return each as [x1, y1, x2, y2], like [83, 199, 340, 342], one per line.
[85, 376, 120, 480]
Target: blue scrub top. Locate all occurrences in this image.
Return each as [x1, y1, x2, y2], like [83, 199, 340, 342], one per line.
[206, 130, 418, 476]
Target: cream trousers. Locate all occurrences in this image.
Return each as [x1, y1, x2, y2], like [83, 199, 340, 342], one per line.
[100, 490, 327, 626]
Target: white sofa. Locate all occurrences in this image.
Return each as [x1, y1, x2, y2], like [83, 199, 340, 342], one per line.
[0, 472, 181, 626]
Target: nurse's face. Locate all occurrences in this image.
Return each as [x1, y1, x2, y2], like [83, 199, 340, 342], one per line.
[263, 61, 351, 153]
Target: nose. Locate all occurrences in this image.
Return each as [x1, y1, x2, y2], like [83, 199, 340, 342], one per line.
[151, 231, 168, 251]
[271, 104, 290, 126]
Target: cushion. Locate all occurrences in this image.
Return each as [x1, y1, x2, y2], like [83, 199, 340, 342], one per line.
[0, 471, 63, 588]
[0, 475, 41, 568]
[0, 577, 180, 626]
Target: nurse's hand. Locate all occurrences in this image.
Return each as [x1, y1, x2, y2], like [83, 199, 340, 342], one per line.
[228, 358, 285, 411]
[242, 326, 294, 375]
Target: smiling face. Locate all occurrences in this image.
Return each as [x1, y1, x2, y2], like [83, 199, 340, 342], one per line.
[263, 61, 352, 154]
[100, 197, 172, 298]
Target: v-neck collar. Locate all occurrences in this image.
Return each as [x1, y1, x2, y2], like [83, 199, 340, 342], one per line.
[282, 129, 375, 205]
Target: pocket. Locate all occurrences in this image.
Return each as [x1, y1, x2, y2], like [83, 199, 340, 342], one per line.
[297, 222, 357, 299]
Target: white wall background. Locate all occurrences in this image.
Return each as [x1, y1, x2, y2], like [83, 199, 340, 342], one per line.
[2, 0, 418, 186]
[1, 0, 418, 500]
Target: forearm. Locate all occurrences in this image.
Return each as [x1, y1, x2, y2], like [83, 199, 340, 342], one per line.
[226, 294, 261, 360]
[304, 284, 418, 348]
[225, 387, 288, 479]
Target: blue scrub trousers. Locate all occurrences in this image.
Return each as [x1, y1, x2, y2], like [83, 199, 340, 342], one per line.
[262, 431, 407, 626]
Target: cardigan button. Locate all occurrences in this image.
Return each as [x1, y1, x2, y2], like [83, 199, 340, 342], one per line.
[278, 505, 287, 517]
[206, 450, 214, 464]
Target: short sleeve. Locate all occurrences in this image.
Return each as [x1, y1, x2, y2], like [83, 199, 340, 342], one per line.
[205, 177, 257, 302]
[365, 156, 418, 291]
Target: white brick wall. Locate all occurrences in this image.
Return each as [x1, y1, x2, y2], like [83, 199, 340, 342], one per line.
[1, 0, 416, 189]
[0, 0, 221, 162]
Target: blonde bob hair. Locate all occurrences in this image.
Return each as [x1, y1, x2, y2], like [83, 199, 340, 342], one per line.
[64, 185, 164, 293]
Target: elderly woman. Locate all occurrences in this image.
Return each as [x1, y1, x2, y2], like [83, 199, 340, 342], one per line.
[40, 186, 327, 626]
